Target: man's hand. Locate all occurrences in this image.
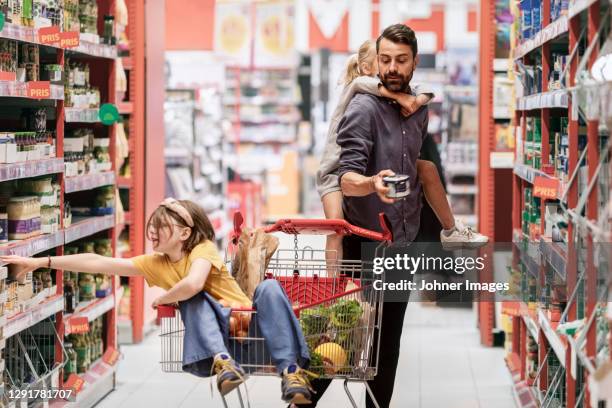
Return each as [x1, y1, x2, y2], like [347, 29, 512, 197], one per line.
[152, 296, 167, 309]
[371, 169, 397, 204]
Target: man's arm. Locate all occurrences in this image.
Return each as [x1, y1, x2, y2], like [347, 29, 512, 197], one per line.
[341, 170, 396, 204]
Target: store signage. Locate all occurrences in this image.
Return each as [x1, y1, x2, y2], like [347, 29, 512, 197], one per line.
[67, 316, 89, 334]
[533, 176, 559, 199]
[60, 31, 80, 48]
[99, 103, 120, 125]
[0, 12, 5, 32]
[102, 347, 120, 366]
[38, 26, 61, 45]
[0, 71, 16, 81]
[64, 374, 85, 394]
[26, 81, 51, 99]
[308, 0, 348, 38]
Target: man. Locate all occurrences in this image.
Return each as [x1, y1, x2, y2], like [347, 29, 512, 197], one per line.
[301, 24, 428, 408]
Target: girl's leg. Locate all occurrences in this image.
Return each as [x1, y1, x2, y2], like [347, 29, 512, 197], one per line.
[321, 190, 344, 263]
[416, 160, 455, 230]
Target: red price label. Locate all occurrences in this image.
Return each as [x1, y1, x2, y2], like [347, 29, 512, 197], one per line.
[102, 347, 120, 366]
[60, 31, 80, 48]
[64, 373, 85, 394]
[67, 316, 89, 334]
[533, 176, 559, 200]
[0, 71, 16, 81]
[26, 81, 51, 99]
[38, 26, 61, 45]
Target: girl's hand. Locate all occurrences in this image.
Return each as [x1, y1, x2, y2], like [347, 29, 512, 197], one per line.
[397, 94, 420, 117]
[0, 255, 43, 283]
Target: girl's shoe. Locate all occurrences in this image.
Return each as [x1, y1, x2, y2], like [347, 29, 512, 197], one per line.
[213, 353, 246, 396]
[281, 364, 314, 404]
[441, 219, 489, 249]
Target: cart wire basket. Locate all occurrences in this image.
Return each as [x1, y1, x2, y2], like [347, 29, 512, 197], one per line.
[157, 212, 393, 408]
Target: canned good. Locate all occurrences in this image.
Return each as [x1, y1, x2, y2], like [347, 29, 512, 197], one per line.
[382, 174, 410, 198]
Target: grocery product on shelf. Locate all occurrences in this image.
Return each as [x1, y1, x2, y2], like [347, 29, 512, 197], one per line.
[64, 58, 101, 109]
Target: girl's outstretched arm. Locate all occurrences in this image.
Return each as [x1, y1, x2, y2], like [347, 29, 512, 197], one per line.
[0, 253, 142, 282]
[152, 258, 211, 307]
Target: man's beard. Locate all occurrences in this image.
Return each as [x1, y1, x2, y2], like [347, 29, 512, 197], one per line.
[380, 70, 413, 92]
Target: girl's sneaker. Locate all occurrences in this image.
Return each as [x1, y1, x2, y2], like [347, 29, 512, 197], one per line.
[213, 353, 246, 396]
[441, 219, 489, 249]
[281, 364, 314, 404]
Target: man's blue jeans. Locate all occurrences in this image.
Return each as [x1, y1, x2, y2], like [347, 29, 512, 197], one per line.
[180, 279, 310, 377]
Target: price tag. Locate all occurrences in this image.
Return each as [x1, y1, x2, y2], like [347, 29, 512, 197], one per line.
[102, 347, 120, 366]
[38, 26, 61, 45]
[533, 176, 559, 200]
[67, 316, 89, 334]
[64, 373, 85, 394]
[60, 31, 80, 48]
[26, 81, 51, 99]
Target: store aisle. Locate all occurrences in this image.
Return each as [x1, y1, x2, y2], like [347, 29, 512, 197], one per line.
[98, 302, 515, 408]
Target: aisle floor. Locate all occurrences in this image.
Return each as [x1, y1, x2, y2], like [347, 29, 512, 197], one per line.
[98, 303, 515, 408]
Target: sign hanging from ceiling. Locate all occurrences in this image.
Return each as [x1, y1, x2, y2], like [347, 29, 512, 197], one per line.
[214, 0, 252, 68]
[308, 0, 349, 39]
[254, 1, 297, 68]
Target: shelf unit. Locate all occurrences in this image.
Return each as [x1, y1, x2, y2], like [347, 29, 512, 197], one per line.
[500, 0, 612, 407]
[0, 1, 122, 405]
[113, 0, 153, 345]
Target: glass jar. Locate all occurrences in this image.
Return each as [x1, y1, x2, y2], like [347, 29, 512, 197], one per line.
[64, 342, 78, 381]
[78, 274, 95, 301]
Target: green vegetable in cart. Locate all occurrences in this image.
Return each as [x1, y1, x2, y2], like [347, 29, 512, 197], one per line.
[299, 306, 330, 337]
[308, 352, 326, 376]
[329, 299, 363, 329]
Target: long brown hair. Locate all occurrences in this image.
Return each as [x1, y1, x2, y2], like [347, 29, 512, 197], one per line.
[146, 199, 215, 254]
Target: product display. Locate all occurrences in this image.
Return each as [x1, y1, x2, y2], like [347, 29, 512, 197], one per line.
[0, 2, 120, 405]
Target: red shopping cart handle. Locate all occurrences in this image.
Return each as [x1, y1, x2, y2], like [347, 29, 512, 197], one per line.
[231, 211, 392, 243]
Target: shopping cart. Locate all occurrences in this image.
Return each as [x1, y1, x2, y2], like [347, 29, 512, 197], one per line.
[157, 212, 393, 408]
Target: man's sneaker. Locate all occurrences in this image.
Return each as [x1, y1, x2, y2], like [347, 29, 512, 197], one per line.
[212, 353, 246, 396]
[441, 219, 489, 249]
[281, 364, 314, 404]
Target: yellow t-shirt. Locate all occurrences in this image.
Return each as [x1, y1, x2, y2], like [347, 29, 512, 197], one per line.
[131, 241, 251, 307]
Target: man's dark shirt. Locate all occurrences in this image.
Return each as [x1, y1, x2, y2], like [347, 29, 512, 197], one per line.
[337, 93, 429, 244]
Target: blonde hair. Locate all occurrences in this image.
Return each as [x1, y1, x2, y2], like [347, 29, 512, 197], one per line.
[342, 40, 376, 86]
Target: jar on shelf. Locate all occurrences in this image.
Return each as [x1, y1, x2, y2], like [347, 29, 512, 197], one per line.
[78, 274, 95, 301]
[64, 342, 78, 381]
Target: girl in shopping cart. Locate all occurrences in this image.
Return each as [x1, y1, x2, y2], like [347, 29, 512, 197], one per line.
[0, 198, 314, 405]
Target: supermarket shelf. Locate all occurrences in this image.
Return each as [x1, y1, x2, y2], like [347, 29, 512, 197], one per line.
[569, 0, 600, 18]
[445, 163, 478, 175]
[116, 176, 133, 188]
[447, 184, 478, 195]
[65, 287, 123, 335]
[539, 237, 567, 280]
[50, 359, 117, 408]
[0, 230, 64, 257]
[513, 164, 565, 200]
[4, 294, 64, 338]
[65, 172, 116, 194]
[493, 106, 512, 119]
[516, 90, 569, 110]
[506, 355, 539, 408]
[123, 212, 133, 225]
[523, 313, 540, 341]
[0, 157, 64, 182]
[537, 309, 567, 369]
[65, 108, 100, 123]
[514, 16, 569, 59]
[513, 239, 540, 279]
[118, 102, 133, 115]
[0, 23, 117, 59]
[493, 58, 510, 72]
[64, 215, 115, 244]
[0, 81, 64, 100]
